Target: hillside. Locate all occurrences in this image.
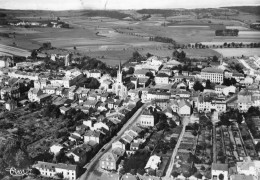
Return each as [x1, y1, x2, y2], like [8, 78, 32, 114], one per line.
[222, 6, 260, 15]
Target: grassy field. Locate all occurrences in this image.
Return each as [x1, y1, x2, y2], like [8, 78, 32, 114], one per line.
[213, 48, 260, 57]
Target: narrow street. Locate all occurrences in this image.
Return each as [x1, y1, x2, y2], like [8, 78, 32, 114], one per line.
[165, 117, 189, 178]
[78, 102, 150, 180]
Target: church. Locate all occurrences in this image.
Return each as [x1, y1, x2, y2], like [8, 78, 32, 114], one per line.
[112, 62, 128, 99]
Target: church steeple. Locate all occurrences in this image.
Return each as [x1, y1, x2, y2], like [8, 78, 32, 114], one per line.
[117, 61, 122, 83]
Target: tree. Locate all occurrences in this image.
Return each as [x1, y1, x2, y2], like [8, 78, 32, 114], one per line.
[169, 137, 177, 149]
[256, 142, 260, 152]
[31, 168, 41, 176]
[171, 171, 180, 178]
[194, 172, 203, 179]
[193, 81, 204, 92]
[219, 173, 224, 180]
[212, 55, 218, 62]
[31, 50, 38, 60]
[205, 80, 213, 89]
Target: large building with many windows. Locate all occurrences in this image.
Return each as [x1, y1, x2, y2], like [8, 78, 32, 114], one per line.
[201, 67, 224, 83]
[33, 161, 78, 180]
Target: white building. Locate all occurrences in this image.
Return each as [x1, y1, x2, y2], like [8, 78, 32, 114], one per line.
[201, 67, 224, 83]
[237, 159, 260, 179]
[212, 163, 229, 180]
[33, 161, 78, 180]
[50, 144, 64, 155]
[145, 155, 161, 171]
[139, 109, 155, 127]
[155, 73, 169, 84]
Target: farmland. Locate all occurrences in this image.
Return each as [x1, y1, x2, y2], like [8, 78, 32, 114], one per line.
[213, 48, 260, 57]
[0, 8, 260, 66]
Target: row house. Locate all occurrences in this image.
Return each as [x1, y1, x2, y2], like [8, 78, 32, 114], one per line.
[139, 108, 155, 127]
[84, 69, 102, 79]
[84, 130, 102, 144]
[0, 86, 20, 99]
[34, 79, 48, 89]
[43, 86, 57, 95]
[146, 90, 171, 100]
[197, 94, 214, 112]
[99, 148, 125, 170]
[155, 73, 169, 84]
[66, 145, 92, 165]
[134, 69, 150, 78]
[170, 99, 192, 116]
[8, 71, 39, 81]
[33, 161, 78, 180]
[28, 88, 44, 102]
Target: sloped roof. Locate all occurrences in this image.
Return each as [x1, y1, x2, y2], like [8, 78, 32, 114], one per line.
[212, 163, 228, 171]
[201, 67, 224, 73]
[178, 99, 191, 108]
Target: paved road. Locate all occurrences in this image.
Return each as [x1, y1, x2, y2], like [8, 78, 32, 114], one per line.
[78, 102, 150, 180]
[165, 117, 189, 178]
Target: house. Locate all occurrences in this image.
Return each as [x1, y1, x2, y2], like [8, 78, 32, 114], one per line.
[145, 155, 161, 171]
[60, 106, 71, 115]
[178, 99, 191, 116]
[83, 100, 98, 108]
[155, 73, 169, 84]
[139, 108, 155, 127]
[134, 69, 150, 78]
[112, 140, 127, 150]
[66, 145, 92, 165]
[237, 90, 252, 112]
[84, 130, 101, 144]
[211, 163, 228, 180]
[138, 77, 150, 88]
[5, 99, 17, 111]
[33, 161, 78, 180]
[50, 144, 64, 155]
[99, 148, 124, 170]
[169, 99, 192, 117]
[43, 86, 57, 95]
[237, 159, 260, 178]
[1, 86, 20, 100]
[215, 85, 228, 95]
[56, 87, 65, 96]
[230, 174, 256, 180]
[86, 70, 102, 79]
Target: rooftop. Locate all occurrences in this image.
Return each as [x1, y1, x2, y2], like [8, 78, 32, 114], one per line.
[212, 163, 228, 171]
[201, 67, 224, 74]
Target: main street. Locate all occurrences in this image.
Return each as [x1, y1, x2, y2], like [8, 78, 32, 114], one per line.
[165, 117, 189, 178]
[79, 102, 151, 180]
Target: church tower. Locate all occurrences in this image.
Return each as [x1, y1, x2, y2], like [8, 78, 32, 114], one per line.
[112, 61, 128, 99]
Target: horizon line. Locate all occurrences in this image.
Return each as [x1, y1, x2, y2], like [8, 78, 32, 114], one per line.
[0, 4, 259, 12]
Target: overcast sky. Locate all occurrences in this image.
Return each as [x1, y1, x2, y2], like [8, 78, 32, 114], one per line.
[0, 0, 259, 10]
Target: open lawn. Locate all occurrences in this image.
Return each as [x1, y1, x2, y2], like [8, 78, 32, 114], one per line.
[213, 48, 260, 57]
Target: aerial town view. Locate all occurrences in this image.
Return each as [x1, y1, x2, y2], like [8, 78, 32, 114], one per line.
[0, 0, 260, 180]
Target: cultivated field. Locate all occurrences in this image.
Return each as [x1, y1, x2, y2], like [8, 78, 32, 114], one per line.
[213, 48, 260, 57]
[0, 8, 259, 65]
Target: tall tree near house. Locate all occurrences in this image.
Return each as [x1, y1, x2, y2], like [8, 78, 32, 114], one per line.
[193, 81, 204, 92]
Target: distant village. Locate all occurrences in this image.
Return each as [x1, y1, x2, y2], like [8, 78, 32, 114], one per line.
[1, 43, 260, 180]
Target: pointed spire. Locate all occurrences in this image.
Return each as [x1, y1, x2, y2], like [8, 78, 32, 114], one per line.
[119, 60, 121, 72]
